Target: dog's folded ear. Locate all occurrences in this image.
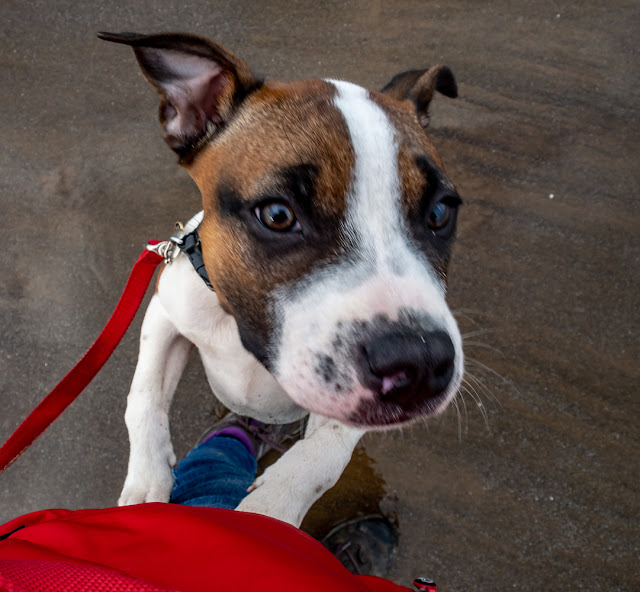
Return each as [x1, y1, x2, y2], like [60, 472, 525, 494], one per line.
[381, 66, 457, 129]
[98, 32, 259, 161]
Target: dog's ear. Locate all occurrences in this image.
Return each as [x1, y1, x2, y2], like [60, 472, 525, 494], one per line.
[98, 32, 259, 161]
[381, 66, 457, 128]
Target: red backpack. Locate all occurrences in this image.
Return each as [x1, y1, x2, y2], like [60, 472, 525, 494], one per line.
[0, 502, 410, 592]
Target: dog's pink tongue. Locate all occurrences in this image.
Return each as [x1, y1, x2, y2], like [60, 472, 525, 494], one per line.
[381, 371, 409, 395]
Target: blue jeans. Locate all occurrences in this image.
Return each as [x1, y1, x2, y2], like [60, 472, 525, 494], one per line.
[169, 436, 257, 509]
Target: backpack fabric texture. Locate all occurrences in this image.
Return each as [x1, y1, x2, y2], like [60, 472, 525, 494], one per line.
[0, 503, 410, 591]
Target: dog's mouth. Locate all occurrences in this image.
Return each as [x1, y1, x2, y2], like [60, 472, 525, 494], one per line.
[346, 391, 450, 428]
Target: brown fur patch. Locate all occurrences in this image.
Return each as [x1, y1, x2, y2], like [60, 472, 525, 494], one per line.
[190, 80, 353, 214]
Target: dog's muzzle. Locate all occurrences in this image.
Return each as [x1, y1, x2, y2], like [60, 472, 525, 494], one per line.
[302, 312, 461, 427]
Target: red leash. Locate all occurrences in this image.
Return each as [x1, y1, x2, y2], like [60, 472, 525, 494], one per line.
[0, 243, 164, 474]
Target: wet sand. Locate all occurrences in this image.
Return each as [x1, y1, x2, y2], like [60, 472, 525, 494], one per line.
[1, 1, 638, 590]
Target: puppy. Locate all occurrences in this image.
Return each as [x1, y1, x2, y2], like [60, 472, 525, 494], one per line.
[100, 32, 464, 527]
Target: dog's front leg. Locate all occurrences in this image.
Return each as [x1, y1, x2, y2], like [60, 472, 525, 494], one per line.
[118, 294, 193, 505]
[236, 415, 365, 527]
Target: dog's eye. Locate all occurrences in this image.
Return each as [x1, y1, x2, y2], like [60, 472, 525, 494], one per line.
[255, 201, 300, 232]
[427, 202, 451, 230]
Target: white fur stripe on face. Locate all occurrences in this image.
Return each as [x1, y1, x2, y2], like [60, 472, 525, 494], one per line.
[328, 80, 444, 293]
[328, 80, 405, 266]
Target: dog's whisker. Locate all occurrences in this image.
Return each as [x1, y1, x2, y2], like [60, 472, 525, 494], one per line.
[416, 414, 431, 435]
[452, 311, 480, 327]
[461, 328, 496, 339]
[459, 382, 490, 428]
[463, 371, 501, 408]
[452, 307, 495, 318]
[465, 356, 506, 381]
[460, 379, 489, 416]
[459, 388, 471, 433]
[452, 308, 495, 327]
[451, 397, 463, 441]
[465, 356, 520, 398]
[460, 379, 482, 407]
[462, 341, 504, 356]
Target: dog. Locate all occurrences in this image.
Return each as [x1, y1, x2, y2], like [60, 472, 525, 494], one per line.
[99, 31, 464, 527]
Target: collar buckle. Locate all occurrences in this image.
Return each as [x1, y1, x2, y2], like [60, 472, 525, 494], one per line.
[146, 211, 213, 291]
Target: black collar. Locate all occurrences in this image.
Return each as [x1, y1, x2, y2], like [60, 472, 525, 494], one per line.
[178, 228, 214, 291]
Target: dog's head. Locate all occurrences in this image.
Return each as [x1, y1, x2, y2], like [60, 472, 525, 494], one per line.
[101, 32, 464, 428]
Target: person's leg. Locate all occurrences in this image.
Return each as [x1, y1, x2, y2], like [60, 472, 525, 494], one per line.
[170, 413, 305, 509]
[170, 433, 257, 509]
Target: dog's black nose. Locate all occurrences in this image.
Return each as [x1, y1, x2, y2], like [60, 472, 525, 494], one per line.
[362, 330, 455, 401]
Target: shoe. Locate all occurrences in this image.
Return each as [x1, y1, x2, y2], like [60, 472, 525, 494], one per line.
[321, 515, 399, 577]
[196, 411, 306, 460]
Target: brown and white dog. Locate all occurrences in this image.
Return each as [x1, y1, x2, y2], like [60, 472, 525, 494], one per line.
[100, 32, 464, 527]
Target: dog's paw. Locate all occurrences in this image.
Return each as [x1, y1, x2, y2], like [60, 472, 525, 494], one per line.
[236, 469, 305, 526]
[118, 454, 176, 506]
[118, 481, 172, 505]
[236, 492, 302, 527]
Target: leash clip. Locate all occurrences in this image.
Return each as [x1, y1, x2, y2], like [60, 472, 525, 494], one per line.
[146, 211, 204, 265]
[146, 224, 183, 264]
